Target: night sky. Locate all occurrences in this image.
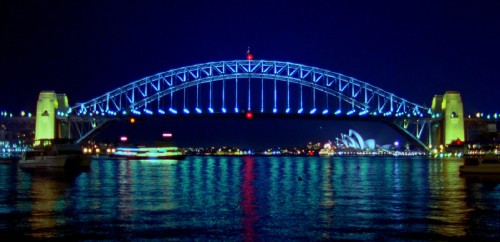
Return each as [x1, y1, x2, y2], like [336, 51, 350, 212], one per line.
[1, 1, 499, 148]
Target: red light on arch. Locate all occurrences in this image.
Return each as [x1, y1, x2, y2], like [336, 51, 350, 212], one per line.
[246, 53, 253, 60]
[246, 112, 253, 119]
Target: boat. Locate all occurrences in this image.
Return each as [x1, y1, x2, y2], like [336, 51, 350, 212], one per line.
[111, 145, 185, 160]
[19, 139, 92, 169]
[318, 148, 334, 156]
[459, 154, 500, 174]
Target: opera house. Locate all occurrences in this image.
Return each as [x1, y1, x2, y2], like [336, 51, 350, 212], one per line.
[332, 129, 391, 151]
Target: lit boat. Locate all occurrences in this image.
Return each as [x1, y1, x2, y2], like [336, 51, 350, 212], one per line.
[112, 146, 185, 160]
[318, 148, 334, 156]
[19, 139, 92, 169]
[459, 154, 500, 174]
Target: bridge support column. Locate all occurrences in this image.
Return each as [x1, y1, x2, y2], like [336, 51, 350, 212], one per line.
[35, 91, 70, 146]
[430, 91, 465, 148]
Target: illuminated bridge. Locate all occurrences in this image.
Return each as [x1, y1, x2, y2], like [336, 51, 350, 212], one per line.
[64, 59, 432, 149]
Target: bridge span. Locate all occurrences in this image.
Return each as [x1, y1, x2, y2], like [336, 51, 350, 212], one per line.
[3, 59, 482, 151]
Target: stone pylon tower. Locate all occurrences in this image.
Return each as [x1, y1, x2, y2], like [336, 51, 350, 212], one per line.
[34, 91, 70, 146]
[430, 91, 465, 147]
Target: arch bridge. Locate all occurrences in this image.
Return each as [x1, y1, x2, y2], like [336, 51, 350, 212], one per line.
[63, 60, 432, 149]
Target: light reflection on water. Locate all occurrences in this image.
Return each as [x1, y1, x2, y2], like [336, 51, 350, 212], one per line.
[0, 156, 499, 240]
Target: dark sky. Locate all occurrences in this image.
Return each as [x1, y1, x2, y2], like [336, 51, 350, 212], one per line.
[1, 0, 499, 148]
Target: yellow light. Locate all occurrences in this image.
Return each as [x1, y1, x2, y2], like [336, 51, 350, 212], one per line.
[130, 118, 136, 124]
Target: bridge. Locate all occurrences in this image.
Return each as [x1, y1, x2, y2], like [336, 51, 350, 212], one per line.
[4, 58, 490, 152]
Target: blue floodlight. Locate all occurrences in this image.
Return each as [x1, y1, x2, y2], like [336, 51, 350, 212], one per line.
[358, 110, 368, 116]
[122, 110, 127, 115]
[334, 109, 342, 115]
[298, 108, 304, 114]
[310, 108, 317, 114]
[169, 108, 177, 114]
[234, 107, 239, 113]
[222, 107, 227, 113]
[208, 107, 214, 113]
[183, 108, 190, 114]
[196, 108, 202, 114]
[285, 107, 291, 113]
[144, 109, 153, 115]
[158, 109, 165, 115]
[322, 109, 329, 115]
[273, 108, 277, 113]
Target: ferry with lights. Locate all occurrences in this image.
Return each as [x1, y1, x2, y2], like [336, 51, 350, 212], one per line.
[111, 145, 185, 160]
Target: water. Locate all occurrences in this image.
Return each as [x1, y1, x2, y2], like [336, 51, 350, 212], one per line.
[1, 156, 500, 241]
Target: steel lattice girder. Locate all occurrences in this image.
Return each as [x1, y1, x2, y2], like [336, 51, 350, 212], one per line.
[73, 60, 428, 116]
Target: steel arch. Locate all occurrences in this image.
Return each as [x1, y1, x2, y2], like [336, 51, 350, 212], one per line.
[72, 60, 429, 117]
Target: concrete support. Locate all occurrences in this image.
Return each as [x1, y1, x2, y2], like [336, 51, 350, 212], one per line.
[430, 91, 465, 147]
[442, 91, 465, 145]
[34, 91, 70, 146]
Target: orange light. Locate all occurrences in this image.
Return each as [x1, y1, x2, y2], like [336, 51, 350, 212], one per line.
[130, 118, 136, 124]
[246, 112, 253, 119]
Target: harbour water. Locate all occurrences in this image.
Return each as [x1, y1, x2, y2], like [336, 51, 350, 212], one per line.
[1, 156, 499, 241]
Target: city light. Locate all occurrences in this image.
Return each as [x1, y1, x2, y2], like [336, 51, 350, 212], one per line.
[162, 133, 173, 138]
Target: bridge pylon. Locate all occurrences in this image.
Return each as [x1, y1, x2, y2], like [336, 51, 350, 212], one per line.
[34, 91, 70, 146]
[430, 91, 465, 148]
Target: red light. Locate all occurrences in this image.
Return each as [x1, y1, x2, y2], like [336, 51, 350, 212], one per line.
[456, 139, 461, 145]
[246, 112, 253, 119]
[246, 53, 253, 60]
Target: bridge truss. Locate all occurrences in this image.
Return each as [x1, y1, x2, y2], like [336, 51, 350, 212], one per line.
[70, 60, 432, 149]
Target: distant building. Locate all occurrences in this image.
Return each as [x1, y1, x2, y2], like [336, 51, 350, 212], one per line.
[334, 129, 384, 151]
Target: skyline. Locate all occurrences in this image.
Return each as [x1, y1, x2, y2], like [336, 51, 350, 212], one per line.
[1, 1, 499, 147]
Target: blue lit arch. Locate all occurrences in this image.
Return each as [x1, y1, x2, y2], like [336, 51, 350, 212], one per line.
[73, 60, 429, 117]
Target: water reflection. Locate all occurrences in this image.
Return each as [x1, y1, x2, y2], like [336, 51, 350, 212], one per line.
[427, 158, 468, 238]
[241, 156, 259, 242]
[0, 157, 499, 240]
[22, 168, 86, 239]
